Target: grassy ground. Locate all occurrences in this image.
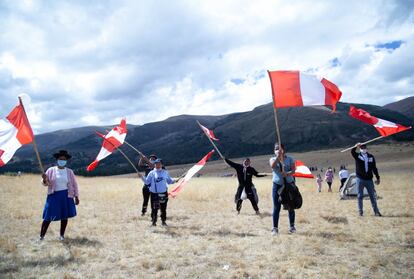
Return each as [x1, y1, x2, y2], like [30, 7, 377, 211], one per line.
[0, 166, 413, 278]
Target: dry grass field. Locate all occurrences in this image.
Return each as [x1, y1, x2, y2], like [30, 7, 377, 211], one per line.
[1, 145, 414, 278]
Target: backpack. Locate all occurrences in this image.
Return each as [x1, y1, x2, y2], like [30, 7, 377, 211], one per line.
[280, 181, 303, 210]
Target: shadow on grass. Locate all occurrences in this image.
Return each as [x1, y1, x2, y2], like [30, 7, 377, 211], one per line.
[302, 231, 354, 242]
[194, 229, 258, 238]
[0, 252, 83, 274]
[62, 237, 103, 248]
[383, 213, 413, 218]
[321, 215, 348, 224]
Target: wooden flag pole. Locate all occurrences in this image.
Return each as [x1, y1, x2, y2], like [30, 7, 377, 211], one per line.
[340, 135, 384, 153]
[96, 132, 141, 177]
[196, 120, 225, 160]
[18, 97, 44, 173]
[268, 70, 286, 195]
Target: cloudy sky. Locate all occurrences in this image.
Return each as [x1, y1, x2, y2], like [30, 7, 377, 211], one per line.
[1, 0, 413, 133]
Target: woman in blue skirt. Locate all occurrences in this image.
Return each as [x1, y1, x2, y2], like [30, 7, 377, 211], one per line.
[40, 150, 80, 241]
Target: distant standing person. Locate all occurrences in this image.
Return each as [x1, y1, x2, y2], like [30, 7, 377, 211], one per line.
[338, 165, 349, 192]
[143, 158, 176, 226]
[40, 150, 79, 241]
[316, 174, 323, 193]
[325, 167, 334, 192]
[351, 144, 382, 217]
[270, 144, 296, 235]
[138, 154, 157, 216]
[224, 157, 266, 215]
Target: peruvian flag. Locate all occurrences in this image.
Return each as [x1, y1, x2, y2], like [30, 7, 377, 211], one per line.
[169, 150, 215, 197]
[349, 106, 411, 137]
[268, 71, 342, 110]
[198, 122, 219, 141]
[0, 103, 34, 167]
[293, 160, 314, 178]
[87, 119, 127, 171]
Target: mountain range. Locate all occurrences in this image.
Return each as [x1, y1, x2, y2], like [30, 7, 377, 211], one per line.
[1, 97, 413, 176]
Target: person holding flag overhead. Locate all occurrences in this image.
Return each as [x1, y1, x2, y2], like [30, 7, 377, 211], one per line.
[143, 158, 176, 226]
[269, 144, 297, 235]
[224, 157, 266, 215]
[351, 144, 382, 217]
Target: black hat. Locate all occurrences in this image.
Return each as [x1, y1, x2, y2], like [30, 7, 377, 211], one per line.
[360, 144, 367, 149]
[149, 154, 157, 159]
[53, 150, 72, 159]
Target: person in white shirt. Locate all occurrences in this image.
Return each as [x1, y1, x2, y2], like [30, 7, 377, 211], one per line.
[338, 165, 349, 192]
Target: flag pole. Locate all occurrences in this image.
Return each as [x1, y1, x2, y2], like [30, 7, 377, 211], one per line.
[96, 132, 141, 176]
[340, 135, 385, 153]
[267, 70, 286, 195]
[196, 120, 225, 160]
[18, 97, 44, 173]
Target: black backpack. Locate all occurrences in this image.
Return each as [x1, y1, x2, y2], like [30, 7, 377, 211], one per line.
[280, 181, 303, 210]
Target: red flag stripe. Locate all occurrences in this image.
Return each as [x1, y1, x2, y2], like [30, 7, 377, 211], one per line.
[6, 104, 34, 145]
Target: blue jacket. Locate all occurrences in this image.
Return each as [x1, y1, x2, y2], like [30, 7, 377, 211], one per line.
[144, 169, 175, 193]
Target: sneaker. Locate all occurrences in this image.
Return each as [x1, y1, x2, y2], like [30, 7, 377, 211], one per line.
[161, 222, 168, 227]
[375, 212, 382, 217]
[151, 222, 157, 227]
[237, 210, 240, 215]
[141, 212, 146, 216]
[39, 236, 44, 241]
[359, 212, 363, 217]
[59, 236, 65, 241]
[288, 226, 296, 234]
[271, 228, 279, 235]
[255, 210, 261, 215]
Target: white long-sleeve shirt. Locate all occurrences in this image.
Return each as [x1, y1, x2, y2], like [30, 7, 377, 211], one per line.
[339, 169, 349, 180]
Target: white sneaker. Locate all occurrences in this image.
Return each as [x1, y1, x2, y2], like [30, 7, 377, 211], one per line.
[271, 228, 278, 235]
[288, 226, 296, 234]
[59, 235, 65, 241]
[38, 236, 44, 241]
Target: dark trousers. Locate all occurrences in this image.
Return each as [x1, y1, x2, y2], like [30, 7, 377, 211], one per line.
[150, 192, 168, 224]
[235, 185, 259, 212]
[141, 185, 150, 214]
[339, 178, 347, 191]
[272, 183, 295, 228]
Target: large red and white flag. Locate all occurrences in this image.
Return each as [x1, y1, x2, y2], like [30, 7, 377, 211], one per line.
[268, 70, 342, 110]
[293, 160, 314, 179]
[169, 150, 215, 197]
[349, 106, 411, 137]
[0, 103, 34, 167]
[87, 119, 127, 171]
[198, 122, 219, 141]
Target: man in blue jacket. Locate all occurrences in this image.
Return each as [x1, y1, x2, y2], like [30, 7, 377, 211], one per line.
[144, 159, 176, 226]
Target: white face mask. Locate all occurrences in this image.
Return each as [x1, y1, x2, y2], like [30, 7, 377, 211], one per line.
[360, 149, 367, 154]
[274, 150, 279, 157]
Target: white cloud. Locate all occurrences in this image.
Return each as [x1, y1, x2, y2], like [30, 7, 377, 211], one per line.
[0, 0, 413, 133]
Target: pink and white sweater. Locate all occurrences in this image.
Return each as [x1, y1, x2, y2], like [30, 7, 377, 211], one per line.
[42, 166, 79, 198]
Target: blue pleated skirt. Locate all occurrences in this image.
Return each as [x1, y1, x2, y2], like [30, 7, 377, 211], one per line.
[42, 190, 77, 221]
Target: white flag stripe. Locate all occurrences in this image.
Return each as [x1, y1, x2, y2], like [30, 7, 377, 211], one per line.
[182, 164, 204, 182]
[96, 148, 112, 161]
[296, 165, 312, 175]
[0, 119, 22, 164]
[374, 118, 399, 128]
[299, 72, 326, 106]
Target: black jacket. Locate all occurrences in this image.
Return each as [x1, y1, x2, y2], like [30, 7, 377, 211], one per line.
[225, 158, 265, 187]
[351, 147, 380, 180]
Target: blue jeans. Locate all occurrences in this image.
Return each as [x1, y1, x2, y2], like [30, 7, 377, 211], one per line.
[356, 178, 380, 214]
[272, 182, 295, 228]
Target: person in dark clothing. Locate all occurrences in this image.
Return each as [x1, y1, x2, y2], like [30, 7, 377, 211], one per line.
[225, 158, 266, 214]
[138, 154, 157, 216]
[351, 143, 382, 217]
